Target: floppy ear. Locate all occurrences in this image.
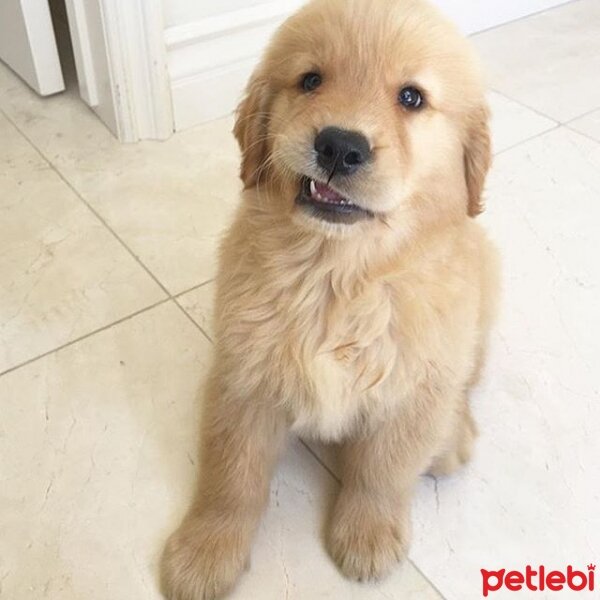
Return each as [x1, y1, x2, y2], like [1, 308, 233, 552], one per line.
[233, 73, 271, 188]
[463, 104, 492, 217]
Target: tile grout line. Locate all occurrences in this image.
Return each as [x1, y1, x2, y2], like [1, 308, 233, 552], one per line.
[489, 87, 600, 131]
[0, 298, 171, 378]
[469, 0, 581, 39]
[492, 121, 600, 158]
[1, 108, 172, 298]
[489, 88, 561, 125]
[562, 105, 600, 125]
[411, 562, 448, 600]
[172, 280, 216, 343]
[0, 106, 216, 358]
[563, 124, 600, 147]
[299, 440, 340, 484]
[494, 123, 562, 156]
[174, 278, 215, 299]
[299, 439, 448, 599]
[172, 297, 213, 344]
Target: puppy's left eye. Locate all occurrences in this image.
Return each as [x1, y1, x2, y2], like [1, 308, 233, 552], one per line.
[301, 72, 322, 92]
[398, 86, 424, 109]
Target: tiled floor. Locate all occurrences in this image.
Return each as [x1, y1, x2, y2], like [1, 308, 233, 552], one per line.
[1, 1, 599, 598]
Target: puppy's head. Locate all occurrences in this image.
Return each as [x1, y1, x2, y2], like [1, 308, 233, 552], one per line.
[234, 0, 491, 239]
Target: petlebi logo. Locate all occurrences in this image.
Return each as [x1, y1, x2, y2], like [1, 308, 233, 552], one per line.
[481, 564, 595, 596]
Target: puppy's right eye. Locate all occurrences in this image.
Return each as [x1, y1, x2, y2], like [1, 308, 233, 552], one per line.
[300, 72, 322, 92]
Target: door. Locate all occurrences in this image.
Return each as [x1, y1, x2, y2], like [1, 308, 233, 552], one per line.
[0, 0, 64, 95]
[63, 0, 117, 133]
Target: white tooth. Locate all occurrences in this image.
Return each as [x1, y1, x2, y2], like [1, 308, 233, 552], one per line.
[316, 193, 323, 201]
[309, 180, 317, 196]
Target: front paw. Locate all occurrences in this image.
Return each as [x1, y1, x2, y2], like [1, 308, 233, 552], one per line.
[327, 493, 410, 582]
[161, 512, 251, 600]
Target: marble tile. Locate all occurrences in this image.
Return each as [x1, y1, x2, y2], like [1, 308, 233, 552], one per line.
[305, 127, 600, 599]
[0, 62, 241, 295]
[569, 109, 600, 143]
[0, 302, 439, 600]
[474, 0, 600, 122]
[410, 127, 600, 599]
[0, 114, 165, 374]
[488, 91, 556, 154]
[177, 282, 215, 340]
[0, 304, 210, 600]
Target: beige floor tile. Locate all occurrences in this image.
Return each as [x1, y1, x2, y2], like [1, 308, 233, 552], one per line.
[0, 114, 165, 373]
[0, 303, 210, 600]
[474, 0, 600, 122]
[488, 91, 556, 153]
[0, 302, 439, 599]
[177, 282, 215, 340]
[0, 63, 241, 295]
[569, 108, 600, 143]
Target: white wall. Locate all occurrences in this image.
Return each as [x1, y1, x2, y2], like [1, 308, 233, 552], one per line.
[164, 0, 304, 129]
[163, 0, 573, 130]
[164, 0, 267, 28]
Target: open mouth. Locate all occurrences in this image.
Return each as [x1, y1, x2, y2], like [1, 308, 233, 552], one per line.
[296, 177, 374, 224]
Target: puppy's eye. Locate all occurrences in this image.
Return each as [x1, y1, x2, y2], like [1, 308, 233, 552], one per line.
[301, 72, 322, 92]
[398, 86, 424, 109]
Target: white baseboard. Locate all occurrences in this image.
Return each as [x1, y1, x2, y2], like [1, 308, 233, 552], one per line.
[165, 0, 303, 131]
[165, 0, 574, 132]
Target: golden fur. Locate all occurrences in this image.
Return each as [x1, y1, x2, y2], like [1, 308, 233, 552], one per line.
[162, 0, 500, 598]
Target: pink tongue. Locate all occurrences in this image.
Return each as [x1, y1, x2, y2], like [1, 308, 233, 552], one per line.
[315, 181, 344, 202]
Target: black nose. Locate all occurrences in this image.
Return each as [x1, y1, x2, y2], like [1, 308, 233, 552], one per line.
[314, 127, 371, 176]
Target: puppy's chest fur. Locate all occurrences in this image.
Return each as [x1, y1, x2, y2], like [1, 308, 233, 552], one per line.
[290, 279, 400, 440]
[226, 265, 403, 441]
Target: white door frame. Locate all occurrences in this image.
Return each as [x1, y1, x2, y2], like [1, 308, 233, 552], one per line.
[66, 0, 173, 142]
[99, 0, 173, 141]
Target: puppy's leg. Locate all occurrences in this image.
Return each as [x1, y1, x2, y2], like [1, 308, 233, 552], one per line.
[429, 341, 485, 478]
[328, 390, 454, 582]
[161, 376, 287, 600]
[428, 399, 477, 477]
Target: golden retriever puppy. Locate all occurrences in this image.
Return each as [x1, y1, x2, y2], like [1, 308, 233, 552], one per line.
[162, 0, 499, 597]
